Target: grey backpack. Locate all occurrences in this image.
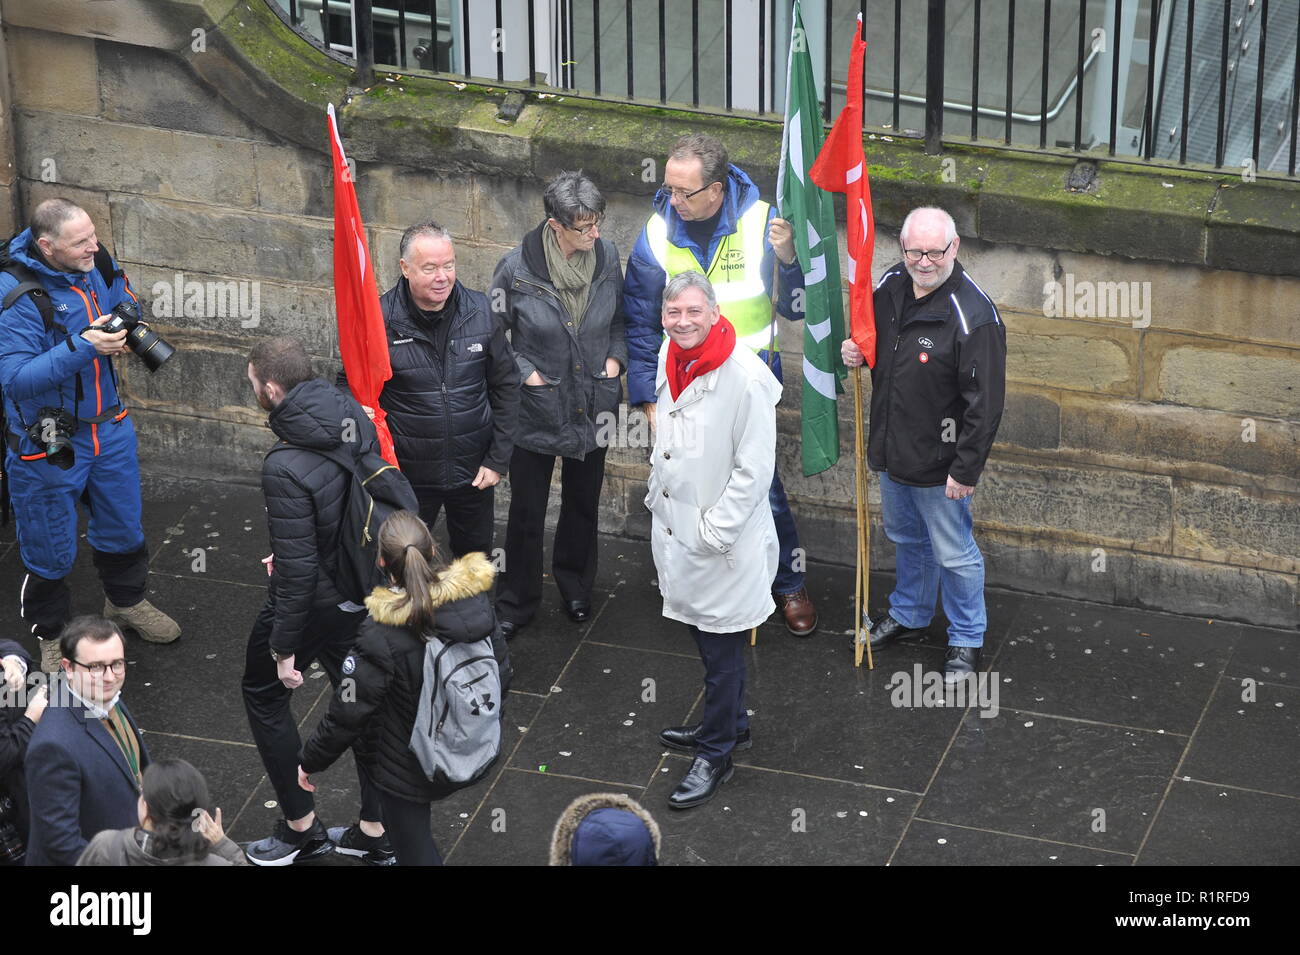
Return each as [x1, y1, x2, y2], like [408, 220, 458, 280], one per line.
[410, 635, 502, 792]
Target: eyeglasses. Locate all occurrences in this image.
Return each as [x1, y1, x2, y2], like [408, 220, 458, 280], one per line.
[564, 216, 604, 237]
[901, 239, 954, 263]
[657, 182, 715, 202]
[71, 659, 126, 676]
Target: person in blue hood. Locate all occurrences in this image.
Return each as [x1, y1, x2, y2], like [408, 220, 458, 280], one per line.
[622, 133, 819, 639]
[549, 792, 660, 866]
[0, 199, 179, 674]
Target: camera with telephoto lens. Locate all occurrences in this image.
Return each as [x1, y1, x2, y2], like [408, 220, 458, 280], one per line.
[101, 302, 176, 373]
[27, 406, 76, 471]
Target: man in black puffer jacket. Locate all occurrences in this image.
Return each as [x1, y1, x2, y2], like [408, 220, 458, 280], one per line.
[339, 222, 519, 558]
[241, 337, 400, 866]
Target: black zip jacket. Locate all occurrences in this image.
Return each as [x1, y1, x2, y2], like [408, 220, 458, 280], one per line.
[868, 260, 1007, 487]
[339, 278, 519, 492]
[299, 553, 512, 802]
[489, 222, 628, 459]
[262, 377, 387, 655]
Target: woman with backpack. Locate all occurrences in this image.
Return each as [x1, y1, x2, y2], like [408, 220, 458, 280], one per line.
[297, 510, 510, 866]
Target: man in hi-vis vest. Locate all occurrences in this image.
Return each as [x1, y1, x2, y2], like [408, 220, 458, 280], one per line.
[624, 133, 817, 637]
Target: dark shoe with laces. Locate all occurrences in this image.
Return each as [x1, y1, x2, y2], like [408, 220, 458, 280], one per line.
[659, 723, 752, 753]
[942, 646, 982, 684]
[667, 755, 734, 810]
[244, 817, 334, 866]
[865, 613, 927, 650]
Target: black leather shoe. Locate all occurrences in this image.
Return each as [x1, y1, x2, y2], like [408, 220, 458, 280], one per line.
[942, 646, 981, 683]
[497, 620, 519, 641]
[866, 614, 926, 650]
[659, 723, 752, 753]
[667, 755, 733, 810]
[564, 600, 592, 623]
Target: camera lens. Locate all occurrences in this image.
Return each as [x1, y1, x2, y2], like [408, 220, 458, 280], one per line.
[126, 324, 176, 373]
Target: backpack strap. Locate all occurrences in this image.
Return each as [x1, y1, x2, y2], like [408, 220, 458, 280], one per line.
[93, 246, 121, 289]
[1, 262, 67, 338]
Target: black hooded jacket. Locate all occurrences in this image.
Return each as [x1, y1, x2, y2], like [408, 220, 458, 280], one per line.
[339, 278, 519, 492]
[262, 377, 386, 655]
[868, 260, 1007, 487]
[299, 552, 511, 802]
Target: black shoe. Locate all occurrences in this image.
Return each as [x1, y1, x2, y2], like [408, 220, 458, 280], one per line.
[943, 646, 982, 683]
[245, 817, 334, 866]
[327, 824, 397, 866]
[498, 620, 520, 641]
[865, 613, 926, 650]
[564, 600, 592, 623]
[659, 723, 752, 753]
[668, 755, 734, 810]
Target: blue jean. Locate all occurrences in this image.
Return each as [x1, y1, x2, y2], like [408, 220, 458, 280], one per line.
[769, 468, 805, 595]
[878, 471, 986, 647]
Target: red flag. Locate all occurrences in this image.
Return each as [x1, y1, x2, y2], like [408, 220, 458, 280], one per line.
[810, 16, 876, 368]
[329, 103, 397, 464]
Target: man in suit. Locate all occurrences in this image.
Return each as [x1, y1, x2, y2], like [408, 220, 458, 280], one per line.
[24, 615, 148, 865]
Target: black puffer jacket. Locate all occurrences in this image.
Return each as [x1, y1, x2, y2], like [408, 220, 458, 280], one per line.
[490, 223, 628, 459]
[299, 553, 512, 802]
[262, 377, 385, 655]
[341, 278, 519, 493]
[0, 640, 36, 847]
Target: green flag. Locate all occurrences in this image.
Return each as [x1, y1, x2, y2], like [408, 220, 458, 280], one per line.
[777, 0, 847, 477]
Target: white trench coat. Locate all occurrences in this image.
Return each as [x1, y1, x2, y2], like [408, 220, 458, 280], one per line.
[644, 339, 781, 634]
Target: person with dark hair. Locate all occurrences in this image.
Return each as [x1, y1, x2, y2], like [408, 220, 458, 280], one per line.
[489, 171, 627, 639]
[0, 199, 179, 674]
[25, 615, 151, 865]
[623, 133, 819, 639]
[76, 758, 246, 866]
[241, 336, 407, 865]
[298, 509, 511, 866]
[0, 640, 47, 862]
[338, 222, 518, 559]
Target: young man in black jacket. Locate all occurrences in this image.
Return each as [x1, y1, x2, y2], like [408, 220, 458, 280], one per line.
[242, 337, 403, 865]
[339, 222, 519, 558]
[842, 207, 1007, 683]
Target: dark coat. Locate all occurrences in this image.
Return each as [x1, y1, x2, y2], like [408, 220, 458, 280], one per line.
[340, 278, 519, 492]
[867, 260, 1007, 487]
[24, 682, 150, 867]
[0, 640, 36, 847]
[262, 377, 391, 655]
[300, 552, 511, 803]
[489, 223, 628, 459]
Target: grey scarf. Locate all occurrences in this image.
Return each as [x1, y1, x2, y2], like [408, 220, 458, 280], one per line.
[542, 225, 596, 328]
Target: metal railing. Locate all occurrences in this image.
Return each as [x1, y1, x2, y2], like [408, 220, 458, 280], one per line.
[268, 0, 1300, 179]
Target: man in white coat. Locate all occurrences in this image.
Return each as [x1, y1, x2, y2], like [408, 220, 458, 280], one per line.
[645, 270, 781, 809]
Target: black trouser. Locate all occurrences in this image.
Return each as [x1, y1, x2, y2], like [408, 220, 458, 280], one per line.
[20, 545, 149, 641]
[417, 483, 495, 559]
[496, 445, 606, 626]
[377, 790, 442, 866]
[690, 626, 750, 766]
[241, 594, 382, 823]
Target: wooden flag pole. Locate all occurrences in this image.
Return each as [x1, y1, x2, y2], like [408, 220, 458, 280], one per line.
[852, 365, 874, 669]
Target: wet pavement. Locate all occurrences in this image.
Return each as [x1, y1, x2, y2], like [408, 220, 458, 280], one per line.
[2, 479, 1295, 867]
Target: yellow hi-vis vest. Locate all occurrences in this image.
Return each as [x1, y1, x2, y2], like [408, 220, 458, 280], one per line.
[645, 201, 776, 354]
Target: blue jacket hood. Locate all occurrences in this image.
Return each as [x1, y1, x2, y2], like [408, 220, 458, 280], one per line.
[570, 808, 658, 866]
[5, 229, 82, 287]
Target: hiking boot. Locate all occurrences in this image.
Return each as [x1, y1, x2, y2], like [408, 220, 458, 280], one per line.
[39, 638, 63, 674]
[245, 817, 334, 866]
[328, 824, 397, 866]
[104, 598, 180, 644]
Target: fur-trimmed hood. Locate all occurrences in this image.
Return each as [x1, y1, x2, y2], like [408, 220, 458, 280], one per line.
[364, 551, 496, 627]
[548, 793, 661, 866]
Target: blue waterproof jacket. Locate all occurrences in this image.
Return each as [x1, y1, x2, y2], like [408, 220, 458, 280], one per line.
[0, 229, 140, 458]
[621, 164, 804, 405]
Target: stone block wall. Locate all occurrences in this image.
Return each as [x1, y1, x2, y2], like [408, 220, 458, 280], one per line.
[0, 0, 1295, 627]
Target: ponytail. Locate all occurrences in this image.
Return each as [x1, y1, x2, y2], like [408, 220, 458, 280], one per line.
[377, 510, 445, 637]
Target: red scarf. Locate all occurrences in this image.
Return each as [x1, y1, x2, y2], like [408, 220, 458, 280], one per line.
[667, 316, 736, 401]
